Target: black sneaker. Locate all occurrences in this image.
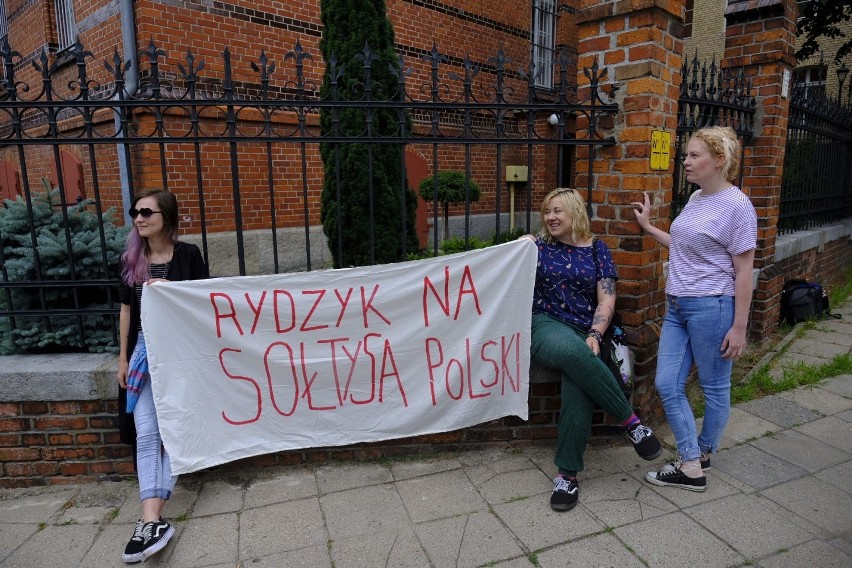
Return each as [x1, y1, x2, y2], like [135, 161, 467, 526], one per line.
[645, 461, 707, 492]
[122, 519, 145, 564]
[699, 451, 711, 470]
[550, 475, 579, 512]
[626, 424, 662, 461]
[141, 519, 175, 560]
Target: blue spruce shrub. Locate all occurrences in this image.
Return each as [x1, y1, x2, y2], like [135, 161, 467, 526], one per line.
[0, 186, 129, 354]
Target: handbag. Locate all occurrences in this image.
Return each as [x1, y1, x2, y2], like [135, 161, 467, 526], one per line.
[591, 238, 634, 400]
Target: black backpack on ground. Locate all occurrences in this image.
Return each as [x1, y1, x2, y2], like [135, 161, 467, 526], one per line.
[779, 279, 841, 326]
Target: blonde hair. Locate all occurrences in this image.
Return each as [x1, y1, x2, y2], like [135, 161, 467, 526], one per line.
[690, 126, 741, 182]
[537, 188, 592, 244]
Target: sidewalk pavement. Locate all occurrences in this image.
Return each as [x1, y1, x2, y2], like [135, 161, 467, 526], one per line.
[2, 307, 851, 568]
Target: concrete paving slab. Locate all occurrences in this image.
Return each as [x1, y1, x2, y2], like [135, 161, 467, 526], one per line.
[330, 527, 431, 568]
[54, 504, 114, 526]
[826, 530, 852, 557]
[315, 462, 393, 495]
[164, 513, 238, 567]
[239, 497, 327, 558]
[710, 443, 808, 490]
[837, 408, 852, 422]
[473, 467, 551, 505]
[395, 469, 487, 523]
[684, 493, 821, 558]
[390, 455, 462, 480]
[419, 510, 526, 568]
[797, 329, 852, 348]
[245, 543, 333, 568]
[613, 511, 743, 568]
[190, 480, 244, 517]
[243, 466, 318, 509]
[535, 532, 646, 567]
[757, 538, 852, 568]
[0, 524, 98, 568]
[795, 415, 852, 452]
[761, 477, 852, 535]
[576, 472, 677, 527]
[819, 374, 852, 398]
[80, 521, 136, 567]
[416, 512, 530, 568]
[786, 338, 850, 359]
[491, 497, 606, 550]
[0, 524, 40, 563]
[720, 406, 783, 444]
[751, 429, 849, 473]
[0, 489, 76, 523]
[813, 460, 852, 494]
[777, 385, 852, 414]
[163, 482, 200, 521]
[321, 484, 410, 540]
[736, 395, 822, 428]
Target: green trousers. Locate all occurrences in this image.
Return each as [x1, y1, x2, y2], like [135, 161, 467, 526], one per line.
[531, 313, 633, 474]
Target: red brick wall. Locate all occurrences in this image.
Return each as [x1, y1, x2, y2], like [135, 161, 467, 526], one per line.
[0, 383, 639, 488]
[0, 400, 134, 488]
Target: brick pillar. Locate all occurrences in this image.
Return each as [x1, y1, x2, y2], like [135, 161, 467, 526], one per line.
[574, 0, 685, 423]
[724, 0, 798, 339]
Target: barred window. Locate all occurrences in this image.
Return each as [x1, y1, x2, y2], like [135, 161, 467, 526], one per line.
[793, 66, 827, 99]
[532, 0, 556, 89]
[54, 0, 78, 52]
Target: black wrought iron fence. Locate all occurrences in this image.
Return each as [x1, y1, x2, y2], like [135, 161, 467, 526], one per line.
[779, 89, 852, 234]
[673, 55, 756, 218]
[0, 38, 619, 353]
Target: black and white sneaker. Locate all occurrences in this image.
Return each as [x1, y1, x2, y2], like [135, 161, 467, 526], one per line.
[122, 519, 145, 563]
[550, 475, 579, 512]
[141, 519, 175, 560]
[699, 451, 711, 470]
[626, 424, 663, 461]
[645, 461, 707, 492]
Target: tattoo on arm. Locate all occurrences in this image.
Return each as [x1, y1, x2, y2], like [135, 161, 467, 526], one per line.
[600, 278, 616, 296]
[592, 305, 612, 327]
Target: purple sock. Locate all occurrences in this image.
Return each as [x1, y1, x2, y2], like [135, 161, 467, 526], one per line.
[622, 414, 640, 430]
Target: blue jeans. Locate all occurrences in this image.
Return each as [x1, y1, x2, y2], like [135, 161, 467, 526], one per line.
[132, 335, 176, 501]
[655, 295, 734, 462]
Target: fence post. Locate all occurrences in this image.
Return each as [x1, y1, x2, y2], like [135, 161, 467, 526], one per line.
[575, 0, 684, 423]
[723, 0, 798, 338]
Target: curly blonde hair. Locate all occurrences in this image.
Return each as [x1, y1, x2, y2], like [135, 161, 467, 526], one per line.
[690, 126, 741, 182]
[537, 188, 592, 244]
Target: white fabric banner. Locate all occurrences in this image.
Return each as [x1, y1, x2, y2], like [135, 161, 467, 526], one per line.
[142, 239, 537, 474]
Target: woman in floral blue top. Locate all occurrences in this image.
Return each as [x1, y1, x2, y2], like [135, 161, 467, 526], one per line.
[528, 188, 661, 512]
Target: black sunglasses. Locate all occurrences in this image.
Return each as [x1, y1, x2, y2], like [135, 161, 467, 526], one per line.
[129, 207, 163, 219]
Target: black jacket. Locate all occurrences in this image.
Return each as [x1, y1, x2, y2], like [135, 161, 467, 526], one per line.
[117, 241, 209, 444]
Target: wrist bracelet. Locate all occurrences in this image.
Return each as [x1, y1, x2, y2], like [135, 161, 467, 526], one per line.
[587, 329, 603, 343]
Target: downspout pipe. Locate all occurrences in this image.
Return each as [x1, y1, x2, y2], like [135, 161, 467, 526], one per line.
[116, 0, 139, 224]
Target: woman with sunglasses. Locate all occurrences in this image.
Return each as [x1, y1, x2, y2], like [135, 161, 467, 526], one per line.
[116, 188, 208, 563]
[528, 188, 661, 512]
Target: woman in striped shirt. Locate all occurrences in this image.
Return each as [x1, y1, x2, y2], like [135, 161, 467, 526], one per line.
[632, 126, 757, 492]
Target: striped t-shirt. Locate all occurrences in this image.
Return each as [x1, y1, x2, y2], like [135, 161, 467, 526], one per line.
[667, 186, 757, 297]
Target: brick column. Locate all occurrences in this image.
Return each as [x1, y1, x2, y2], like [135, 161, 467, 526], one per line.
[574, 0, 685, 422]
[724, 0, 798, 339]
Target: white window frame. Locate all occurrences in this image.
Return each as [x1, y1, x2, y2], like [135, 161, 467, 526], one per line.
[54, 0, 78, 52]
[793, 65, 827, 99]
[532, 0, 557, 89]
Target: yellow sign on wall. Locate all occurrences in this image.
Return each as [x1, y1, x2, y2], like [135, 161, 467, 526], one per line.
[650, 130, 671, 171]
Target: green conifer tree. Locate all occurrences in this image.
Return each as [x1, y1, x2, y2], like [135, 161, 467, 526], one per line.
[319, 0, 417, 267]
[0, 183, 128, 354]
